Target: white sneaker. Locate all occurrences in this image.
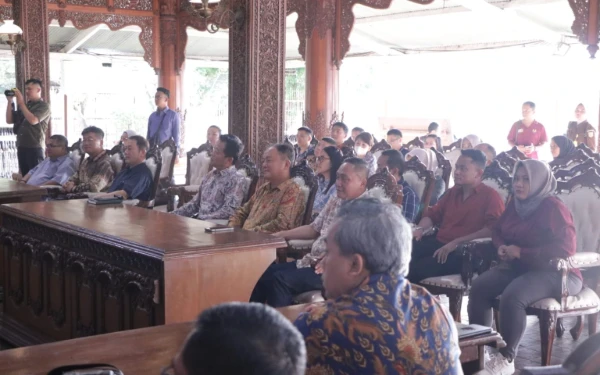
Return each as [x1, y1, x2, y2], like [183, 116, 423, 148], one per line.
[483, 346, 498, 362]
[480, 353, 515, 375]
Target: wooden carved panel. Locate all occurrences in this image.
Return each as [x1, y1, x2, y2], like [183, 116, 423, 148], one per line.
[228, 0, 249, 144]
[47, 9, 156, 68]
[0, 5, 12, 21]
[48, 0, 108, 7]
[115, 0, 153, 11]
[0, 226, 162, 343]
[569, 0, 600, 56]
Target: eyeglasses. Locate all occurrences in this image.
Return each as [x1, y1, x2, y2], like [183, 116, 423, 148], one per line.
[160, 365, 175, 375]
[45, 144, 61, 148]
[316, 156, 330, 163]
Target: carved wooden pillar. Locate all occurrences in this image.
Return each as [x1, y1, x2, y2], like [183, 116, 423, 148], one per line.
[305, 28, 338, 140]
[569, 0, 600, 58]
[229, 0, 286, 162]
[157, 0, 181, 109]
[13, 0, 51, 134]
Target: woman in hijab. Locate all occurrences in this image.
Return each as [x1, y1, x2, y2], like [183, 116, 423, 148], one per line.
[461, 134, 481, 149]
[550, 135, 576, 164]
[406, 148, 446, 205]
[467, 160, 582, 375]
[120, 130, 137, 144]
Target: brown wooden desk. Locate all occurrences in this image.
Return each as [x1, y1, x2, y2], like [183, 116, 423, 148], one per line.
[0, 200, 285, 347]
[0, 303, 504, 375]
[0, 179, 46, 205]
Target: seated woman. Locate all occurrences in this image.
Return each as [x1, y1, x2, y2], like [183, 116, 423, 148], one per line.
[354, 132, 377, 176]
[468, 160, 582, 375]
[406, 148, 446, 205]
[461, 134, 482, 149]
[120, 130, 137, 144]
[312, 146, 343, 220]
[550, 135, 576, 165]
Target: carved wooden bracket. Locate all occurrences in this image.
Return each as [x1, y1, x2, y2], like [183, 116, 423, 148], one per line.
[569, 0, 600, 58]
[47, 9, 157, 67]
[288, 0, 436, 66]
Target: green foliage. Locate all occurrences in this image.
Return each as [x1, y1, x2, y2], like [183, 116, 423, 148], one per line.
[188, 67, 225, 107]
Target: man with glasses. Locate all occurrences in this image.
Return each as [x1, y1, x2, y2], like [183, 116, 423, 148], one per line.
[162, 302, 306, 375]
[251, 158, 368, 307]
[173, 134, 247, 219]
[147, 87, 180, 149]
[15, 134, 75, 186]
[63, 126, 114, 193]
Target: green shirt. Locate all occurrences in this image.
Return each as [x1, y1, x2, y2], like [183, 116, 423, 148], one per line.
[14, 100, 50, 148]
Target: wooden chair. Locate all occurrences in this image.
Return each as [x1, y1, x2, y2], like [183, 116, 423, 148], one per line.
[496, 151, 519, 174]
[506, 146, 528, 160]
[554, 159, 600, 182]
[550, 149, 591, 172]
[405, 136, 424, 150]
[371, 139, 391, 160]
[166, 143, 213, 212]
[139, 145, 163, 209]
[290, 160, 318, 226]
[443, 138, 462, 152]
[522, 332, 600, 375]
[235, 154, 260, 203]
[154, 139, 177, 206]
[576, 143, 600, 163]
[491, 168, 600, 366]
[68, 138, 83, 169]
[342, 138, 354, 149]
[432, 147, 452, 191]
[107, 143, 125, 175]
[402, 156, 434, 223]
[419, 159, 513, 321]
[340, 145, 356, 159]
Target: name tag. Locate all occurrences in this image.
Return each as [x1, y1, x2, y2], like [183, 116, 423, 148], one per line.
[532, 129, 537, 133]
[588, 130, 595, 137]
[518, 128, 524, 133]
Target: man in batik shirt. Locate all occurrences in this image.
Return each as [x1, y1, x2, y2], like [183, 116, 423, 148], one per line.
[173, 134, 246, 220]
[251, 158, 369, 307]
[229, 143, 305, 233]
[295, 199, 462, 375]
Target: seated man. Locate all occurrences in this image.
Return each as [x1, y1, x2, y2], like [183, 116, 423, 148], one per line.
[63, 126, 114, 193]
[330, 122, 349, 148]
[251, 158, 369, 307]
[314, 137, 336, 158]
[424, 134, 440, 150]
[16, 135, 75, 186]
[421, 122, 443, 151]
[408, 149, 505, 283]
[386, 128, 409, 156]
[104, 136, 154, 201]
[350, 126, 364, 141]
[377, 149, 419, 223]
[294, 126, 314, 165]
[229, 143, 305, 233]
[167, 302, 306, 375]
[295, 199, 462, 374]
[475, 143, 497, 167]
[174, 134, 247, 219]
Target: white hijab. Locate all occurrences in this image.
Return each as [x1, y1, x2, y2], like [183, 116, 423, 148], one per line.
[462, 134, 481, 148]
[407, 148, 438, 172]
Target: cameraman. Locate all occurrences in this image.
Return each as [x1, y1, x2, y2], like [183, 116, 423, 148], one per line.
[5, 79, 51, 176]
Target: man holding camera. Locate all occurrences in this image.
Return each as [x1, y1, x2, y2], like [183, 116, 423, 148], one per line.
[5, 79, 51, 175]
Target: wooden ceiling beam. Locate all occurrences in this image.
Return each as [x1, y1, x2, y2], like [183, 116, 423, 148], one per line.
[46, 3, 153, 17]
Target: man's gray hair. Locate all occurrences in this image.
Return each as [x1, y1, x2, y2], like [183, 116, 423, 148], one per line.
[333, 198, 412, 276]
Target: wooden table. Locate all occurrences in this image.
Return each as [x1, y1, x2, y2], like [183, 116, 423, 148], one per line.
[0, 302, 504, 375]
[0, 179, 46, 205]
[0, 200, 285, 347]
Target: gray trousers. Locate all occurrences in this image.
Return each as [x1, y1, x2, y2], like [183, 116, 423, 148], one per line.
[467, 266, 582, 361]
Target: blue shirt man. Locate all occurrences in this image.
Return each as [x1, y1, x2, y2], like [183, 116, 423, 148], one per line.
[105, 136, 154, 201]
[19, 135, 75, 186]
[147, 87, 180, 148]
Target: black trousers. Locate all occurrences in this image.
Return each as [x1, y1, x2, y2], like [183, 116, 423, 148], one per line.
[408, 236, 462, 283]
[17, 147, 44, 176]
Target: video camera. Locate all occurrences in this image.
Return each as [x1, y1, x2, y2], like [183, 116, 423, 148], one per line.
[4, 89, 15, 97]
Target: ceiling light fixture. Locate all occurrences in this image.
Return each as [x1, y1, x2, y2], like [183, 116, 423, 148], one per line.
[182, 0, 245, 34]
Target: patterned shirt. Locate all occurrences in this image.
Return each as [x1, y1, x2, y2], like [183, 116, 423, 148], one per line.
[295, 274, 462, 375]
[173, 166, 247, 220]
[26, 155, 76, 186]
[312, 176, 337, 217]
[400, 178, 419, 223]
[228, 179, 305, 233]
[68, 151, 115, 193]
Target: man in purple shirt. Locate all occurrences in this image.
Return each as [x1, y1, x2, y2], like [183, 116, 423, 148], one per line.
[146, 87, 180, 149]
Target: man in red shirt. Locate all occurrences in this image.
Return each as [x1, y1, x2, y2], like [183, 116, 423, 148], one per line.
[408, 149, 505, 283]
[507, 101, 548, 160]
